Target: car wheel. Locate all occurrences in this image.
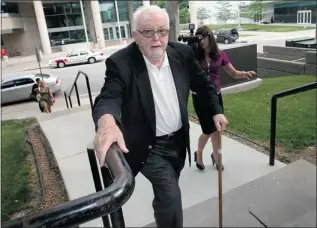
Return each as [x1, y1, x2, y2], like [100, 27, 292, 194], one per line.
[88, 57, 96, 64]
[58, 61, 65, 68]
[224, 39, 229, 44]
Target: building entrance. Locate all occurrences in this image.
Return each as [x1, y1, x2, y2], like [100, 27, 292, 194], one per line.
[297, 10, 312, 24]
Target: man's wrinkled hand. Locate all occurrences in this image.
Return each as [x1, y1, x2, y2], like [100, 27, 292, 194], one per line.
[93, 119, 129, 167]
[213, 114, 229, 131]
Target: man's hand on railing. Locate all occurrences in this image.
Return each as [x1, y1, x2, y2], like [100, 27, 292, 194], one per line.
[94, 114, 129, 167]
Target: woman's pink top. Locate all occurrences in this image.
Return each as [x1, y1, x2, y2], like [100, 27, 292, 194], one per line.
[199, 50, 230, 93]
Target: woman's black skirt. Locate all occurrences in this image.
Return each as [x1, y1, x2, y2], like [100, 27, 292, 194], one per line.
[192, 92, 224, 135]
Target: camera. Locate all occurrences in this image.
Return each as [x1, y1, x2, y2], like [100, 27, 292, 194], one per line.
[178, 23, 202, 45]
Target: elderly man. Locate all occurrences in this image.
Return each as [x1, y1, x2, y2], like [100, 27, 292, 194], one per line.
[92, 5, 228, 228]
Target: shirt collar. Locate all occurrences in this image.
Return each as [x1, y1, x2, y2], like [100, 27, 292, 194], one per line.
[142, 51, 169, 69]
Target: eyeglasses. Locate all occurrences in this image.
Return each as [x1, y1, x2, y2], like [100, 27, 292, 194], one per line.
[138, 29, 169, 38]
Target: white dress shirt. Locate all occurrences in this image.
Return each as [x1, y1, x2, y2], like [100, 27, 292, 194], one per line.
[143, 52, 182, 136]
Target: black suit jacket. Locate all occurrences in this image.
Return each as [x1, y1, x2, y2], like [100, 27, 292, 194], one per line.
[92, 41, 223, 176]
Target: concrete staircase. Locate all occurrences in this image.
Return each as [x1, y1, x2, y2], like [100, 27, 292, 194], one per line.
[37, 105, 293, 227]
[145, 159, 316, 227]
[3, 101, 311, 227]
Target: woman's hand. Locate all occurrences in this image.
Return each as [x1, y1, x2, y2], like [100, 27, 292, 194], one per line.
[236, 70, 256, 80]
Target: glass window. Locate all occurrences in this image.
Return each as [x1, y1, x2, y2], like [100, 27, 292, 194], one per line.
[120, 26, 126, 38]
[14, 78, 34, 87]
[79, 51, 89, 55]
[1, 80, 15, 89]
[1, 2, 19, 14]
[44, 3, 83, 28]
[115, 26, 119, 39]
[68, 51, 79, 57]
[109, 27, 114, 40]
[117, 1, 143, 21]
[127, 24, 131, 38]
[104, 28, 110, 40]
[49, 29, 86, 46]
[118, 1, 128, 21]
[99, 0, 116, 23]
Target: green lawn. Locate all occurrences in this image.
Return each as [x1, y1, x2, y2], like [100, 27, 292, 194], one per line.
[1, 119, 34, 221]
[205, 23, 314, 32]
[188, 75, 316, 151]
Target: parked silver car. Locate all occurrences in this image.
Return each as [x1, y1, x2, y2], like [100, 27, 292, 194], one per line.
[1, 73, 62, 104]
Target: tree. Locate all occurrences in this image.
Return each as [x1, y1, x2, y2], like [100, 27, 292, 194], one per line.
[153, 0, 188, 24]
[197, 7, 211, 21]
[166, 1, 180, 41]
[216, 1, 235, 27]
[241, 0, 264, 28]
[153, 0, 166, 8]
[179, 7, 189, 24]
[179, 0, 188, 10]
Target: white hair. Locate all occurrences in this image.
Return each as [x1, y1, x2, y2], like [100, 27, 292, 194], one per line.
[132, 5, 170, 32]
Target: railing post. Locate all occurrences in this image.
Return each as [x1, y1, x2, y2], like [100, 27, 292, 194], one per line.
[269, 96, 278, 166]
[74, 82, 81, 106]
[85, 75, 93, 109]
[101, 168, 126, 228]
[64, 92, 69, 109]
[68, 96, 73, 108]
[87, 148, 111, 228]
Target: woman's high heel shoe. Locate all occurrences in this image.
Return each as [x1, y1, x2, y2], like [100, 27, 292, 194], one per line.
[211, 153, 224, 171]
[194, 151, 205, 170]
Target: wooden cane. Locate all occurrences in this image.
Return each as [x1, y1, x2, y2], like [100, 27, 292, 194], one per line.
[217, 130, 223, 228]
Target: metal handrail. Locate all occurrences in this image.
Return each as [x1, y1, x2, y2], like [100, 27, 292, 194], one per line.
[2, 144, 135, 228]
[64, 70, 93, 109]
[269, 82, 317, 166]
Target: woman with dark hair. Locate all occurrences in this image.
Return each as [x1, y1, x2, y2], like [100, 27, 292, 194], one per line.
[192, 26, 256, 171]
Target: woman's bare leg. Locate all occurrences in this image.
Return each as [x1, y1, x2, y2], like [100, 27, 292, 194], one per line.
[210, 131, 219, 160]
[196, 133, 211, 165]
[43, 103, 49, 113]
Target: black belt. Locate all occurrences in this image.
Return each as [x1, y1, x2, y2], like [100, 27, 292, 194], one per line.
[156, 128, 183, 141]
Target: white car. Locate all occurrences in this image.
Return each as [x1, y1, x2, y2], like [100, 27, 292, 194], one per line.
[1, 73, 62, 104]
[48, 49, 106, 68]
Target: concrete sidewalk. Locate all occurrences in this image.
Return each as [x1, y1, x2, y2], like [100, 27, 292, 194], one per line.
[38, 105, 285, 227]
[1, 93, 94, 121]
[239, 29, 316, 42]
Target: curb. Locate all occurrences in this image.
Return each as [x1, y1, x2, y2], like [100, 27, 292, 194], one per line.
[23, 66, 50, 71]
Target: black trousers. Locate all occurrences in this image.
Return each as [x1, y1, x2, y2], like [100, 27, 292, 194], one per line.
[141, 129, 185, 228]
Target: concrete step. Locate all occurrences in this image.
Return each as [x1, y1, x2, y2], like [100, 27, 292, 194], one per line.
[38, 110, 285, 227]
[37, 104, 91, 121]
[145, 159, 316, 227]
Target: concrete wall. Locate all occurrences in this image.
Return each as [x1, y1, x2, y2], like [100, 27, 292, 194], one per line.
[1, 14, 24, 31]
[2, 3, 42, 56]
[220, 44, 258, 88]
[305, 51, 317, 75]
[257, 46, 316, 77]
[263, 46, 316, 58]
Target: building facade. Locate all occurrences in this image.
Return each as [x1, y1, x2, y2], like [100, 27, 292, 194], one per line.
[262, 0, 316, 24]
[1, 0, 150, 56]
[273, 0, 316, 24]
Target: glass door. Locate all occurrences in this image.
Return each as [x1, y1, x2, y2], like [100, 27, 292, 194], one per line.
[297, 10, 312, 24]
